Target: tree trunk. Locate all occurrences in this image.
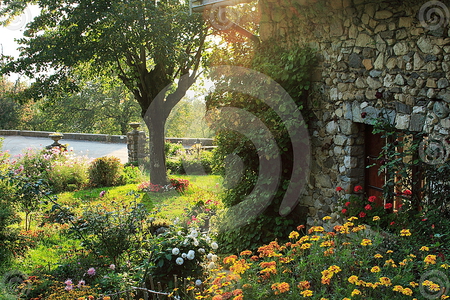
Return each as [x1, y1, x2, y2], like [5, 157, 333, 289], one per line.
[146, 99, 168, 186]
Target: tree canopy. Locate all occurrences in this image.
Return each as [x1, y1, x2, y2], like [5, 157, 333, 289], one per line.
[0, 0, 210, 184]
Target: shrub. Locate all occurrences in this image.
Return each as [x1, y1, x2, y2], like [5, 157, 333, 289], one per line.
[47, 155, 90, 193]
[88, 156, 123, 187]
[147, 224, 216, 287]
[119, 165, 145, 184]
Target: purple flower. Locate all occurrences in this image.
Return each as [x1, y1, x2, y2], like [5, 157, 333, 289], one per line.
[99, 191, 106, 197]
[87, 267, 96, 276]
[77, 280, 85, 287]
[109, 264, 116, 270]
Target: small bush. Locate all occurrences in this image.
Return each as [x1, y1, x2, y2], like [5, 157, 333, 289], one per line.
[88, 156, 123, 187]
[48, 155, 90, 193]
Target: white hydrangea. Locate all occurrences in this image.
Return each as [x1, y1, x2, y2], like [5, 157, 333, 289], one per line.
[211, 242, 218, 250]
[193, 239, 199, 247]
[187, 250, 195, 260]
[176, 257, 184, 265]
[190, 229, 198, 238]
[198, 248, 205, 254]
[182, 253, 187, 258]
[172, 248, 180, 255]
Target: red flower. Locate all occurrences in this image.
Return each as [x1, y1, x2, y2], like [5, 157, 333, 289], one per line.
[336, 187, 344, 192]
[402, 189, 412, 195]
[365, 204, 372, 211]
[432, 224, 435, 229]
[345, 201, 351, 207]
[385, 203, 393, 209]
[368, 196, 377, 202]
[341, 209, 347, 214]
[354, 185, 363, 192]
[390, 221, 395, 225]
[359, 212, 366, 218]
[422, 218, 428, 221]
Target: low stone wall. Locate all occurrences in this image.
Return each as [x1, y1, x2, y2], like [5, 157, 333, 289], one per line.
[0, 130, 128, 143]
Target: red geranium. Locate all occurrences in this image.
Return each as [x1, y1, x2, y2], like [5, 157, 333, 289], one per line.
[336, 187, 344, 192]
[385, 203, 393, 209]
[402, 189, 412, 195]
[365, 204, 372, 211]
[341, 209, 347, 214]
[390, 221, 395, 225]
[354, 185, 363, 192]
[359, 212, 366, 218]
[368, 196, 377, 202]
[345, 202, 351, 207]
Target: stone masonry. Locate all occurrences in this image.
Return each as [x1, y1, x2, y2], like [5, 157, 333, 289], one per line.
[259, 0, 450, 228]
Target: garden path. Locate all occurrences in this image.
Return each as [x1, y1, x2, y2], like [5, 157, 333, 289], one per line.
[0, 135, 128, 163]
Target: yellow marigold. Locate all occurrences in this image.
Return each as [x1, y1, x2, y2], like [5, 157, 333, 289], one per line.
[233, 289, 243, 296]
[400, 229, 411, 236]
[260, 261, 276, 268]
[233, 296, 243, 300]
[300, 290, 313, 297]
[373, 216, 380, 221]
[320, 298, 328, 300]
[212, 296, 223, 300]
[348, 275, 359, 284]
[410, 281, 419, 287]
[420, 246, 429, 251]
[224, 255, 238, 264]
[329, 265, 342, 273]
[441, 295, 450, 299]
[361, 239, 372, 246]
[289, 231, 300, 239]
[242, 284, 251, 289]
[300, 243, 312, 250]
[322, 216, 332, 221]
[402, 288, 413, 296]
[371, 266, 381, 273]
[298, 281, 311, 290]
[386, 250, 393, 253]
[424, 255, 437, 265]
[310, 235, 321, 241]
[351, 289, 361, 296]
[342, 242, 351, 246]
[379, 277, 392, 286]
[441, 264, 450, 269]
[230, 259, 251, 274]
[103, 297, 111, 300]
[393, 285, 404, 292]
[374, 253, 383, 258]
[323, 248, 335, 256]
[240, 250, 252, 256]
[348, 216, 358, 221]
[343, 298, 351, 300]
[320, 240, 335, 247]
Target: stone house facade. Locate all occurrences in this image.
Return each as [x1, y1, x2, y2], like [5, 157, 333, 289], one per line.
[257, 0, 450, 227]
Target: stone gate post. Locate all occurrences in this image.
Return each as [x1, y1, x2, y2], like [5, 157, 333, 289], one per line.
[127, 122, 146, 164]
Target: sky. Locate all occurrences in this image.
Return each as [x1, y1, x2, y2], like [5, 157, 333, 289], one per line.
[0, 5, 39, 80]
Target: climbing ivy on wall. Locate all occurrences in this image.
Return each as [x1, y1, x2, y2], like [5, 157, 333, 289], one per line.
[207, 40, 316, 252]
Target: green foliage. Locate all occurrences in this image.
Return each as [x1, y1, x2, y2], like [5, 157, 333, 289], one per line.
[166, 144, 216, 175]
[207, 40, 316, 251]
[88, 156, 123, 187]
[47, 155, 90, 193]
[68, 201, 150, 266]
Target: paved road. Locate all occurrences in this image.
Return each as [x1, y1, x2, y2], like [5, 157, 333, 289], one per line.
[0, 135, 129, 164]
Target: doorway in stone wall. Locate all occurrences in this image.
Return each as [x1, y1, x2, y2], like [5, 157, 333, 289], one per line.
[364, 125, 385, 207]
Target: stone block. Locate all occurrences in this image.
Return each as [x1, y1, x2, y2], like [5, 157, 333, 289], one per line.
[395, 114, 410, 130]
[409, 114, 426, 132]
[375, 10, 393, 19]
[344, 156, 358, 168]
[356, 33, 375, 48]
[393, 42, 409, 55]
[395, 102, 412, 114]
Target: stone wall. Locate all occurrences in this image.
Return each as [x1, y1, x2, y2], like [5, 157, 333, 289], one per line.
[259, 0, 450, 227]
